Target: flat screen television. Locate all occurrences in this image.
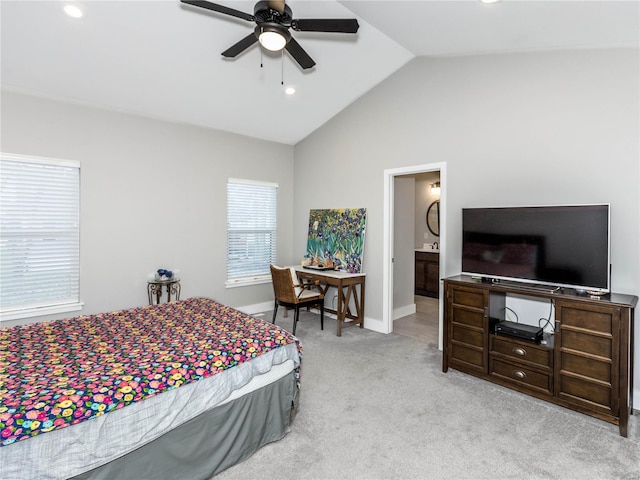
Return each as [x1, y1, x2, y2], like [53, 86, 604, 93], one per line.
[461, 204, 610, 294]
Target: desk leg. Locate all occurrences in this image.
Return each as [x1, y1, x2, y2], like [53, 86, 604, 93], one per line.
[343, 282, 365, 330]
[353, 277, 364, 328]
[358, 278, 365, 329]
[336, 282, 344, 337]
[335, 280, 365, 336]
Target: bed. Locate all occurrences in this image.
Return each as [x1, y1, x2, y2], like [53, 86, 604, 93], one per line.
[0, 297, 302, 480]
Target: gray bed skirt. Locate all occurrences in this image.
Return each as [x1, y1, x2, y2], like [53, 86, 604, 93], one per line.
[71, 371, 297, 480]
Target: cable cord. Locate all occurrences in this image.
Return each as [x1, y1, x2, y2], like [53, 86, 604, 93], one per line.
[504, 306, 519, 323]
[538, 299, 555, 332]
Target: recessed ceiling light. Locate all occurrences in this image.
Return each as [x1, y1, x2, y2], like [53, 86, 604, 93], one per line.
[285, 87, 296, 95]
[479, 0, 501, 3]
[64, 4, 84, 19]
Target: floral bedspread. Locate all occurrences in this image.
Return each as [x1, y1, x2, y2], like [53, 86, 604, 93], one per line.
[0, 297, 300, 447]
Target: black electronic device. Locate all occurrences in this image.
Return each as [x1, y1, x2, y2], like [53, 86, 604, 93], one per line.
[494, 320, 543, 343]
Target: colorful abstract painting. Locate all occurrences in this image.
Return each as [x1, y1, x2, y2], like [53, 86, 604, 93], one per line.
[306, 208, 367, 273]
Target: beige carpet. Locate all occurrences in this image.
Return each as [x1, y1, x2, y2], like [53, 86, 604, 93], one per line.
[213, 308, 639, 480]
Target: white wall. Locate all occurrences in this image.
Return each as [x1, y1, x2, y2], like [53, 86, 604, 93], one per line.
[2, 48, 638, 397]
[293, 48, 639, 392]
[1, 91, 295, 324]
[414, 172, 440, 248]
[393, 176, 415, 317]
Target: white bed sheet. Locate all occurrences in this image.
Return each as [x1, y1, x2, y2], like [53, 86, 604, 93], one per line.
[0, 342, 299, 480]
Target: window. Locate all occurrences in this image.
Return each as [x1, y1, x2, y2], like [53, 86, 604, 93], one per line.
[226, 178, 278, 287]
[0, 153, 82, 320]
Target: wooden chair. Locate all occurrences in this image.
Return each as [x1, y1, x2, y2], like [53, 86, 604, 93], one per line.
[270, 265, 324, 335]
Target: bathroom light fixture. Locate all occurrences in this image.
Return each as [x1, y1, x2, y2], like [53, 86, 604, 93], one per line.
[63, 4, 83, 18]
[257, 25, 290, 52]
[431, 182, 441, 195]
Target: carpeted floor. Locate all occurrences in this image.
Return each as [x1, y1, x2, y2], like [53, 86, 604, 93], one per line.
[213, 309, 639, 480]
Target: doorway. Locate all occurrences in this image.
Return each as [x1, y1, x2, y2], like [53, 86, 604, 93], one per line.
[382, 163, 446, 350]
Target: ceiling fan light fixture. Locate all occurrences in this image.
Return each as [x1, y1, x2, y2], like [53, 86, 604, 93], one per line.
[259, 31, 286, 51]
[257, 24, 290, 51]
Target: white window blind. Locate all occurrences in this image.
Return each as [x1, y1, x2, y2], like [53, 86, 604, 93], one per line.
[226, 178, 277, 286]
[0, 153, 81, 318]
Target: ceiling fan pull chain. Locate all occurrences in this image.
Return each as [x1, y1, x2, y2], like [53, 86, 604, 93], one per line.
[260, 49, 263, 68]
[281, 50, 285, 85]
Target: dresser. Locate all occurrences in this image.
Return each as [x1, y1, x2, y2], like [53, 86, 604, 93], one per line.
[442, 275, 637, 437]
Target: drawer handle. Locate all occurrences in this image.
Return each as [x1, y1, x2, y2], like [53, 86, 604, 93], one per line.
[513, 370, 527, 380]
[512, 347, 527, 356]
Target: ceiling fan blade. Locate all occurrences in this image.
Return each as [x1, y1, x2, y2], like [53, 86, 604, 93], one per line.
[285, 37, 315, 70]
[291, 18, 359, 34]
[222, 33, 258, 58]
[180, 0, 255, 22]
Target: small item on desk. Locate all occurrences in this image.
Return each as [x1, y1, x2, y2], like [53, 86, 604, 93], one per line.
[303, 264, 332, 271]
[302, 254, 337, 271]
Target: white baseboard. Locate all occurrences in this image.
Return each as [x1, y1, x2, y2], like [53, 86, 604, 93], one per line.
[362, 316, 386, 333]
[236, 301, 273, 315]
[238, 300, 386, 335]
[393, 303, 416, 321]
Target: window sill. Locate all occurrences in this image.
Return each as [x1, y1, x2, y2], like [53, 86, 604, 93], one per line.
[225, 276, 272, 289]
[0, 302, 84, 322]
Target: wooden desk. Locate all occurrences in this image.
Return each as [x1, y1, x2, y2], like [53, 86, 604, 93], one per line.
[294, 266, 365, 337]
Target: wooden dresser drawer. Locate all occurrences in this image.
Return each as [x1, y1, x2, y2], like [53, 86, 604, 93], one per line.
[450, 343, 484, 371]
[452, 324, 484, 348]
[451, 288, 485, 309]
[560, 330, 612, 359]
[491, 335, 552, 369]
[451, 306, 484, 329]
[490, 358, 553, 396]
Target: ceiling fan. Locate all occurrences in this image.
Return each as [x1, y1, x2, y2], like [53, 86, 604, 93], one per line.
[180, 0, 359, 69]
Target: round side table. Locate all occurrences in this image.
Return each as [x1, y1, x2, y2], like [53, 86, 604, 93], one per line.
[147, 278, 181, 305]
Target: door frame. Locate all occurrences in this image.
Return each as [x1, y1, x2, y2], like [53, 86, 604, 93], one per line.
[382, 162, 447, 350]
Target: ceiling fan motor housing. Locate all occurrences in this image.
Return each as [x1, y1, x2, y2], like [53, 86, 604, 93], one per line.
[254, 1, 293, 26]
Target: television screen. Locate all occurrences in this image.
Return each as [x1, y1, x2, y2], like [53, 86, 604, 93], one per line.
[462, 205, 610, 293]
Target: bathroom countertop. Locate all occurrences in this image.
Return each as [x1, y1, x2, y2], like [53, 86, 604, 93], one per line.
[415, 248, 439, 253]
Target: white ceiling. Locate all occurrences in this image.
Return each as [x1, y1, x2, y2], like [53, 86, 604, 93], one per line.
[2, 1, 638, 145]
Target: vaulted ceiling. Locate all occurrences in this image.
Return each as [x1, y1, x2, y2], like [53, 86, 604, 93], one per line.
[2, 1, 638, 145]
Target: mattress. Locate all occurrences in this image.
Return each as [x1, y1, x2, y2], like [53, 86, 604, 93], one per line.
[0, 298, 301, 480]
[72, 365, 297, 480]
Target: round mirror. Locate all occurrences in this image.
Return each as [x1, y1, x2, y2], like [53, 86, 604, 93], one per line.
[426, 200, 440, 237]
